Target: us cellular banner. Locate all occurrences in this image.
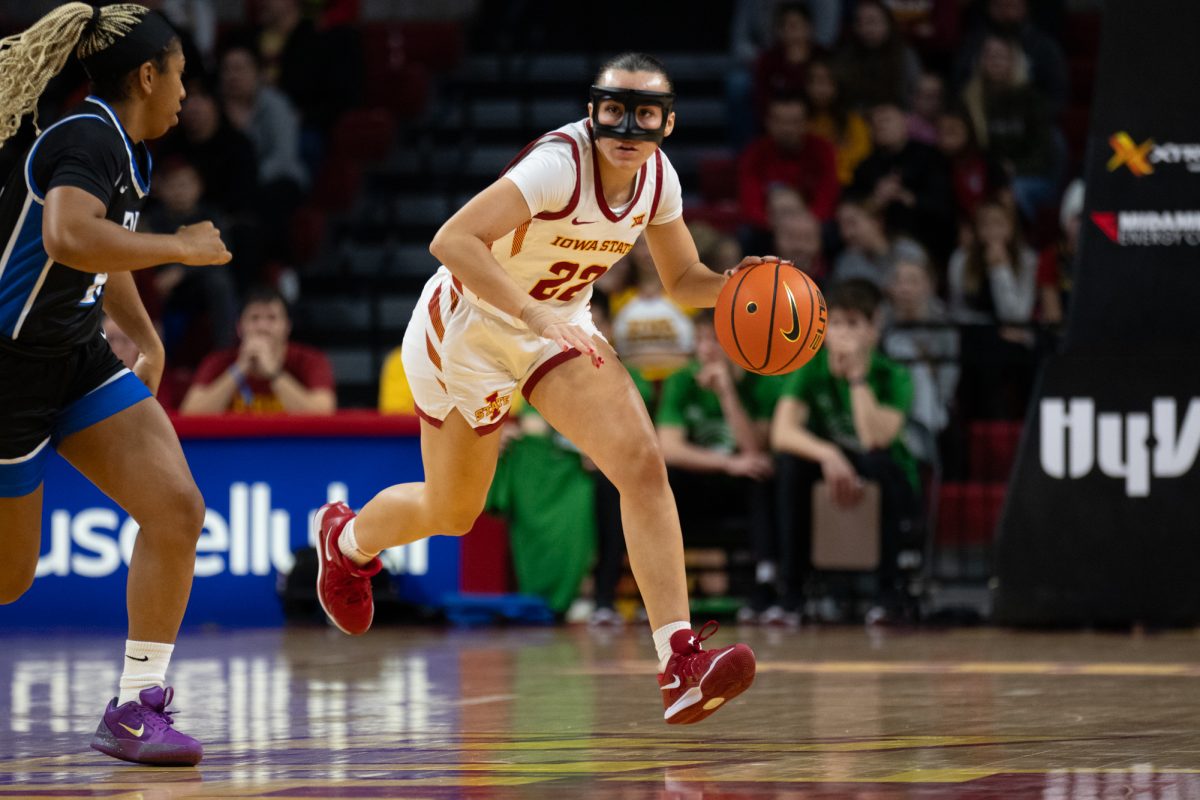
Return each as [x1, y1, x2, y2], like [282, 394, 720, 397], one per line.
[0, 431, 460, 629]
[994, 0, 1200, 624]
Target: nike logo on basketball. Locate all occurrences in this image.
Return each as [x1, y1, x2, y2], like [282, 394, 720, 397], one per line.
[661, 675, 681, 691]
[126, 655, 149, 662]
[780, 283, 801, 343]
[118, 723, 145, 737]
[571, 217, 595, 225]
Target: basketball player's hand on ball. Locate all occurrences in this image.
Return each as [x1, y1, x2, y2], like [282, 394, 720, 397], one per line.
[723, 254, 780, 279]
[176, 221, 233, 266]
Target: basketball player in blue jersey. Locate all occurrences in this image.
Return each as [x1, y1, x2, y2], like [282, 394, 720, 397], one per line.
[0, 4, 230, 765]
[316, 53, 768, 725]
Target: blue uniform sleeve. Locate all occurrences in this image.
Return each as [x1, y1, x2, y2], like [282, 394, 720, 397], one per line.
[31, 118, 123, 206]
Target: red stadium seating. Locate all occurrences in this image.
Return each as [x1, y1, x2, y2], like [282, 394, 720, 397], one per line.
[698, 155, 739, 204]
[331, 107, 397, 162]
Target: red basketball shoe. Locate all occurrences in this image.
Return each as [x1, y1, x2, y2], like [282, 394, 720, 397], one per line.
[314, 502, 382, 635]
[658, 621, 756, 724]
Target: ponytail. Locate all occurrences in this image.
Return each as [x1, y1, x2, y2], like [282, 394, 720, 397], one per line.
[0, 3, 149, 148]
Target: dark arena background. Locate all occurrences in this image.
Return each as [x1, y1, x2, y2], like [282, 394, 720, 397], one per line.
[4, 0, 1200, 798]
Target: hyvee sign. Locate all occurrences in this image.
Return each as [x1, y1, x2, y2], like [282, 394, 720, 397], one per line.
[1040, 397, 1200, 497]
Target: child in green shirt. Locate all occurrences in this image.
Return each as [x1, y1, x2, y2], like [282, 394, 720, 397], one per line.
[770, 279, 920, 623]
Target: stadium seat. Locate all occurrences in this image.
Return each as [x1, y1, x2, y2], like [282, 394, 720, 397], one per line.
[313, 155, 363, 212]
[331, 107, 397, 163]
[698, 155, 738, 204]
[290, 205, 327, 263]
[683, 201, 741, 234]
[968, 421, 1022, 482]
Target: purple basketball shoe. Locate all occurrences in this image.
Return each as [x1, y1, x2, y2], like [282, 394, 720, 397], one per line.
[90, 686, 203, 766]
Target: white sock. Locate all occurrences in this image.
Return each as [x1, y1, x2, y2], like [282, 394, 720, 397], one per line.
[652, 620, 692, 672]
[117, 640, 174, 705]
[338, 518, 376, 566]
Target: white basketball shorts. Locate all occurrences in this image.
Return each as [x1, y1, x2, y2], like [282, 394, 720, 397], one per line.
[401, 267, 603, 434]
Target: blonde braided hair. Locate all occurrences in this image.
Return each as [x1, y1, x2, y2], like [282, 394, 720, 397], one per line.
[0, 3, 149, 148]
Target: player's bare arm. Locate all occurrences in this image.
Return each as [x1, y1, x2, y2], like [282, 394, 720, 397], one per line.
[430, 177, 600, 364]
[43, 186, 231, 273]
[103, 271, 164, 393]
[645, 218, 769, 308]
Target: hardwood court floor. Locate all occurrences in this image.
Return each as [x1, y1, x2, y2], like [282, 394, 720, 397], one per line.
[1, 625, 1199, 798]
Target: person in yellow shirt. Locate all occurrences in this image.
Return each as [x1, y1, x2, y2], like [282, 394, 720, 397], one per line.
[805, 59, 873, 185]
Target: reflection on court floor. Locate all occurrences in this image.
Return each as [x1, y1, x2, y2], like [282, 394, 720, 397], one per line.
[1, 627, 1198, 798]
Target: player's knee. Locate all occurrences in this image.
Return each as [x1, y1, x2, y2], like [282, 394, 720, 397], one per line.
[609, 444, 669, 495]
[160, 482, 206, 544]
[0, 571, 35, 605]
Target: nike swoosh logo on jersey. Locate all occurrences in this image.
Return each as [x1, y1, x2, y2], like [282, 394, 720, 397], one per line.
[780, 283, 802, 343]
[119, 186, 127, 194]
[660, 675, 681, 691]
[571, 217, 596, 225]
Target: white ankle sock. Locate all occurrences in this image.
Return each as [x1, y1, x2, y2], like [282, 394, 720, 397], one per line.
[117, 640, 174, 705]
[338, 518, 376, 566]
[652, 620, 692, 672]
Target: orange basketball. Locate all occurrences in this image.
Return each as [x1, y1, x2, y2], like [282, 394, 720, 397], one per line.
[714, 261, 827, 375]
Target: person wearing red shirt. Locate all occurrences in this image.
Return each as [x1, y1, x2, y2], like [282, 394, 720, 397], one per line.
[738, 94, 839, 253]
[180, 286, 336, 414]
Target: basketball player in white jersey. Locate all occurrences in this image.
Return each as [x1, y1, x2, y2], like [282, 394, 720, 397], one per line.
[315, 53, 764, 724]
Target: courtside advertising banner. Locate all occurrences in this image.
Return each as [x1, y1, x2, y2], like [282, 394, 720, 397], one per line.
[995, 0, 1200, 624]
[0, 429, 460, 628]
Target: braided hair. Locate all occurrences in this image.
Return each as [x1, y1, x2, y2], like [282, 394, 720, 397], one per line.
[0, 3, 164, 148]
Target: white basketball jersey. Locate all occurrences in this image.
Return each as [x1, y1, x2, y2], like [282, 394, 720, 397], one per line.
[452, 119, 683, 326]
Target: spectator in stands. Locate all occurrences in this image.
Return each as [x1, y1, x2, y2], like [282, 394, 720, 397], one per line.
[961, 33, 1058, 220]
[487, 405, 596, 618]
[834, 0, 922, 111]
[612, 237, 696, 382]
[850, 102, 955, 262]
[947, 200, 1037, 325]
[752, 3, 826, 124]
[728, 0, 842, 146]
[689, 221, 743, 278]
[805, 58, 873, 186]
[180, 287, 336, 414]
[142, 158, 238, 369]
[774, 208, 828, 285]
[378, 347, 417, 414]
[770, 279, 919, 624]
[883, 0, 961, 69]
[220, 45, 308, 191]
[145, 0, 217, 75]
[831, 195, 927, 289]
[907, 72, 945, 146]
[949, 201, 1039, 419]
[1038, 178, 1083, 326]
[882, 255, 959, 438]
[954, 0, 1069, 116]
[657, 312, 783, 622]
[936, 107, 1011, 225]
[159, 81, 258, 215]
[219, 44, 308, 268]
[251, 0, 363, 133]
[738, 94, 839, 253]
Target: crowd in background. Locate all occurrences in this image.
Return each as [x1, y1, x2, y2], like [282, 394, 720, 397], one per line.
[0, 0, 1096, 623]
